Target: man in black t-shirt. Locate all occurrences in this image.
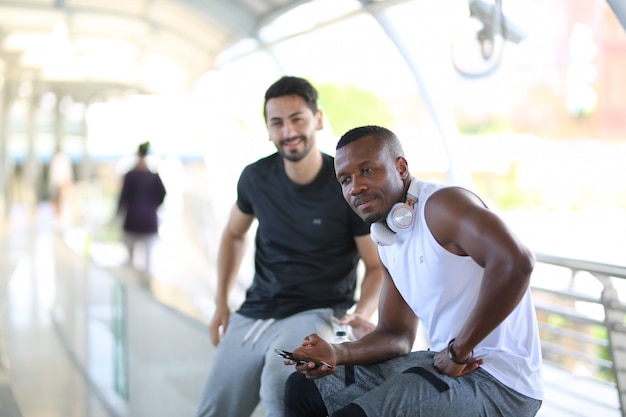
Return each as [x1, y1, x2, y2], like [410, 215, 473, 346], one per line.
[194, 76, 383, 417]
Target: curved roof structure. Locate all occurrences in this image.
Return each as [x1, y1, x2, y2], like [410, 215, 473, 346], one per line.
[0, 0, 409, 96]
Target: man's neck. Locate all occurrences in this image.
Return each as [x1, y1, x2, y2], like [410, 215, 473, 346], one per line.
[283, 149, 323, 185]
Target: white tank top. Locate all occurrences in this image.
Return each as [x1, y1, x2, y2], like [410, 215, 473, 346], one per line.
[378, 180, 543, 400]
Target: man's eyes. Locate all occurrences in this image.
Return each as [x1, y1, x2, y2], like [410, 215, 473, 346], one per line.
[338, 168, 374, 184]
[270, 118, 303, 126]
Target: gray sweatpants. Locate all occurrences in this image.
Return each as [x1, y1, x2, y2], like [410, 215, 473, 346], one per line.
[316, 351, 542, 417]
[195, 308, 337, 417]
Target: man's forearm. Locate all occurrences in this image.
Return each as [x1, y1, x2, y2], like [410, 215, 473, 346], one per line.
[353, 267, 383, 319]
[215, 233, 247, 307]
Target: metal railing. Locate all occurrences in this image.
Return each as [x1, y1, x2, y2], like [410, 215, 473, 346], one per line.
[65, 181, 626, 416]
[532, 253, 626, 417]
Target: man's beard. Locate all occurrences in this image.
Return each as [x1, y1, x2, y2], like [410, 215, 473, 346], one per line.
[363, 211, 386, 225]
[279, 135, 312, 162]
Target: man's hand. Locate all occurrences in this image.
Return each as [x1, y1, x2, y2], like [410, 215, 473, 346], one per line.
[433, 348, 484, 377]
[339, 313, 375, 340]
[291, 334, 337, 379]
[209, 304, 231, 346]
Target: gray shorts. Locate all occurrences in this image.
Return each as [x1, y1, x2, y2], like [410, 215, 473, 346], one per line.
[315, 351, 542, 417]
[195, 308, 338, 417]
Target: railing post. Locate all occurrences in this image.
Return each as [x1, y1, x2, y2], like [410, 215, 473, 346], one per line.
[600, 274, 626, 417]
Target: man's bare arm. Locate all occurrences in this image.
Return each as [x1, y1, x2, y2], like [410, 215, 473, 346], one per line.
[210, 204, 254, 345]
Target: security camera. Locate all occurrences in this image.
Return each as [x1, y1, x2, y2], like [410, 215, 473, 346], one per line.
[469, 0, 527, 44]
[451, 0, 527, 77]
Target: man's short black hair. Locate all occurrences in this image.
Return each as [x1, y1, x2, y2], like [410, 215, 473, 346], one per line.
[337, 125, 403, 153]
[263, 76, 319, 119]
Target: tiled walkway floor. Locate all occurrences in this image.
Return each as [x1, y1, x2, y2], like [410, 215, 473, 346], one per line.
[0, 202, 262, 417]
[0, 205, 112, 417]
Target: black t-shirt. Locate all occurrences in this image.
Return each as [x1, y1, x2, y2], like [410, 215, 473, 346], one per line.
[236, 153, 370, 319]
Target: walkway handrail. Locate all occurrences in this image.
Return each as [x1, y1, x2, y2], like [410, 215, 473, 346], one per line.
[535, 253, 626, 279]
[533, 253, 626, 417]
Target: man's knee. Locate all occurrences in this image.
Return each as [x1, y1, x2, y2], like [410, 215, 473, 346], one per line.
[284, 372, 327, 417]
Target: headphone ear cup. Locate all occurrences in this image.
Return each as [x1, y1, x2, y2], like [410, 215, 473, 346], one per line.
[370, 222, 397, 246]
[386, 203, 415, 234]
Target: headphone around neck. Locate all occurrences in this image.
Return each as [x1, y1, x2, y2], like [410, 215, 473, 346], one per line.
[370, 178, 419, 246]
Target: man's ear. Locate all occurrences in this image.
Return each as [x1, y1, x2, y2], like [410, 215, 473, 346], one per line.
[396, 156, 410, 178]
[315, 110, 324, 131]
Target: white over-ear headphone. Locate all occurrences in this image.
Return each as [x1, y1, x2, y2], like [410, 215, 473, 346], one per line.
[370, 178, 419, 246]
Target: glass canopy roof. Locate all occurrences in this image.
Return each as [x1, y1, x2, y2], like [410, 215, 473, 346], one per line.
[0, 0, 405, 95]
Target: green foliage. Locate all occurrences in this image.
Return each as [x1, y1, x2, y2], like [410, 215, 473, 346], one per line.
[546, 313, 567, 328]
[457, 117, 513, 135]
[592, 326, 608, 342]
[493, 190, 526, 210]
[315, 83, 393, 137]
[592, 326, 614, 383]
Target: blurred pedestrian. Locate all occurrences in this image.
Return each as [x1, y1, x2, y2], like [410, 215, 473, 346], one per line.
[116, 141, 166, 275]
[48, 147, 74, 227]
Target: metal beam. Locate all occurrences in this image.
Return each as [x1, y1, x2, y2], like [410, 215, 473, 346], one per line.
[608, 0, 626, 32]
[362, 3, 465, 185]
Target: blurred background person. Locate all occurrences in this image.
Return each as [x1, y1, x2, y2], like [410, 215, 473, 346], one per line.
[116, 141, 166, 276]
[48, 147, 74, 228]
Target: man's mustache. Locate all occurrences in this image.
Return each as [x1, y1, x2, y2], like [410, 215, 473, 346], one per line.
[353, 194, 376, 208]
[280, 135, 305, 146]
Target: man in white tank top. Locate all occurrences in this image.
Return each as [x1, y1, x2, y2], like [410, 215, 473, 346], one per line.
[283, 125, 543, 417]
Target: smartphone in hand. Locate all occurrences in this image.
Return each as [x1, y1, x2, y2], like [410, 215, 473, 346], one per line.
[274, 349, 332, 369]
